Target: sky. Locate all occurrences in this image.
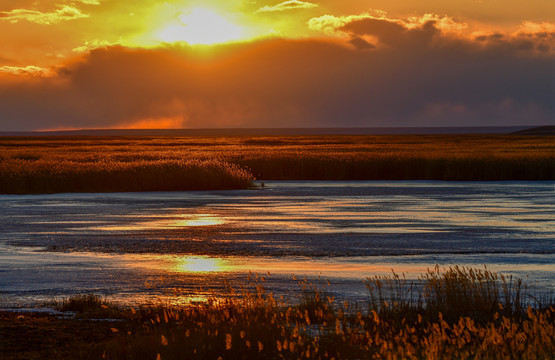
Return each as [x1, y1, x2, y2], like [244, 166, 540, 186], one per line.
[0, 0, 553, 130]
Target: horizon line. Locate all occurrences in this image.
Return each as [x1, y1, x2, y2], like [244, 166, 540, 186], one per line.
[1, 125, 553, 137]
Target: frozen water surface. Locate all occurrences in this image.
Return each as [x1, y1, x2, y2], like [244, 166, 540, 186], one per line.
[1, 181, 553, 307]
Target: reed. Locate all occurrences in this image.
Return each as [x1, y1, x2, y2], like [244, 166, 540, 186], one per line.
[96, 268, 555, 359]
[4, 267, 552, 359]
[364, 266, 544, 325]
[54, 293, 128, 320]
[0, 158, 253, 194]
[1, 135, 553, 194]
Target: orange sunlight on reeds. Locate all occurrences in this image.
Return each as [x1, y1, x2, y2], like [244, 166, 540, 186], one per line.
[1, 135, 553, 194]
[3, 266, 551, 359]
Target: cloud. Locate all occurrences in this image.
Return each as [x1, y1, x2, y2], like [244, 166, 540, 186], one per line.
[0, 66, 53, 77]
[348, 36, 376, 50]
[0, 5, 88, 24]
[510, 22, 554, 54]
[340, 17, 441, 49]
[73, 0, 101, 4]
[0, 14, 552, 131]
[73, 39, 118, 53]
[309, 11, 554, 57]
[471, 23, 555, 55]
[310, 12, 554, 54]
[256, 1, 319, 13]
[516, 21, 555, 35]
[309, 12, 466, 46]
[307, 11, 391, 35]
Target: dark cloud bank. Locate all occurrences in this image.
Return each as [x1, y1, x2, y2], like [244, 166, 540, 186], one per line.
[0, 18, 553, 130]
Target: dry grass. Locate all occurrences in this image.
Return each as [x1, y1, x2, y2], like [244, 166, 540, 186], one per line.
[54, 294, 125, 320]
[101, 267, 554, 359]
[0, 134, 553, 193]
[0, 158, 253, 194]
[4, 267, 552, 359]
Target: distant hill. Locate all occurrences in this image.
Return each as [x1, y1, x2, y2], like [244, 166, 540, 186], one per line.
[0, 126, 534, 137]
[511, 126, 555, 136]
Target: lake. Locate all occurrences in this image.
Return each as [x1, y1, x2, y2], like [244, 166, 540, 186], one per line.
[1, 181, 553, 307]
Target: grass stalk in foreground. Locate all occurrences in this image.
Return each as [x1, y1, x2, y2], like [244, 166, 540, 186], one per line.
[3, 266, 552, 360]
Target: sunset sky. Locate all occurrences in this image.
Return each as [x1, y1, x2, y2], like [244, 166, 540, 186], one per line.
[0, 0, 553, 130]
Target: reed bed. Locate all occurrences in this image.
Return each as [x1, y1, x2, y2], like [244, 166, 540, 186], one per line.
[363, 266, 542, 325]
[4, 266, 551, 359]
[0, 135, 553, 193]
[0, 158, 253, 194]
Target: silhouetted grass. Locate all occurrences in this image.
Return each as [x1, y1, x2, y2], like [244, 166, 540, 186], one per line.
[0, 135, 553, 193]
[57, 293, 106, 313]
[54, 293, 126, 320]
[363, 266, 549, 325]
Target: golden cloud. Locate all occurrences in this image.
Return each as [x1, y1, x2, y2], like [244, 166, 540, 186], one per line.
[308, 12, 465, 37]
[516, 21, 555, 35]
[0, 5, 88, 25]
[308, 11, 389, 35]
[310, 11, 553, 54]
[0, 65, 53, 77]
[73, 0, 101, 4]
[256, 1, 319, 13]
[73, 39, 118, 53]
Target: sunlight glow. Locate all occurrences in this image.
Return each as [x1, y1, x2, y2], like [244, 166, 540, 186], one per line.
[171, 215, 224, 227]
[175, 256, 226, 273]
[158, 7, 244, 45]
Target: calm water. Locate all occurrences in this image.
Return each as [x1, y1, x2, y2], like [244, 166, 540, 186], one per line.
[1, 181, 553, 307]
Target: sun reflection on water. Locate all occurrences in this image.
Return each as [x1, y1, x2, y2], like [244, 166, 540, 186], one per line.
[171, 215, 224, 227]
[174, 256, 227, 273]
[91, 214, 225, 231]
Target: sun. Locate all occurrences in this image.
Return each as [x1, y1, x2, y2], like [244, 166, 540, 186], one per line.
[157, 7, 245, 45]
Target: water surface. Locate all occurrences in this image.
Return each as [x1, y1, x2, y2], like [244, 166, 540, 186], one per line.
[1, 181, 553, 306]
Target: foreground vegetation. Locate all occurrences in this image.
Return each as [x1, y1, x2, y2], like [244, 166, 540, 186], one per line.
[1, 267, 553, 359]
[0, 135, 553, 193]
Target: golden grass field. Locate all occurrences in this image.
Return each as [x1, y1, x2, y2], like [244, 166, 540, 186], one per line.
[0, 135, 553, 194]
[1, 267, 553, 359]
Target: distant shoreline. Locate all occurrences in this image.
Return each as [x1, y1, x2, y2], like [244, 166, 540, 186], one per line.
[2, 125, 552, 137]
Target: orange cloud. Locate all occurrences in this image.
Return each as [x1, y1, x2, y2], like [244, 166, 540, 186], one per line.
[516, 21, 555, 35]
[310, 12, 467, 42]
[471, 21, 555, 55]
[0, 65, 53, 77]
[118, 116, 187, 130]
[309, 12, 554, 54]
